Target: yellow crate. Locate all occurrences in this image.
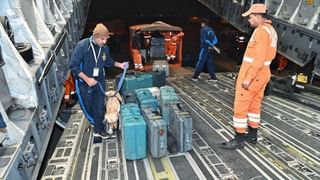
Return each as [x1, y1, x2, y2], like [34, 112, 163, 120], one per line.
[296, 73, 308, 84]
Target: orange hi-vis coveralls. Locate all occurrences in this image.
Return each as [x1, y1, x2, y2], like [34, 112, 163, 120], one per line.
[131, 32, 144, 70]
[233, 21, 278, 133]
[163, 32, 173, 60]
[167, 32, 184, 60]
[64, 73, 75, 104]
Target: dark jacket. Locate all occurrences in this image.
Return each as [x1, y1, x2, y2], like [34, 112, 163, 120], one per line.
[200, 25, 218, 49]
[69, 37, 115, 81]
[132, 33, 142, 50]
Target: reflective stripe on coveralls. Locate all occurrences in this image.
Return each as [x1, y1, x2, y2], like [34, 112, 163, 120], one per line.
[167, 32, 184, 59]
[131, 32, 143, 70]
[163, 32, 172, 58]
[132, 49, 143, 70]
[168, 35, 178, 59]
[233, 22, 278, 133]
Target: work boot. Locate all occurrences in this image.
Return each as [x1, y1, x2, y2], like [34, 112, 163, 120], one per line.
[93, 131, 110, 139]
[244, 127, 257, 144]
[221, 133, 245, 150]
[206, 76, 218, 82]
[191, 77, 199, 81]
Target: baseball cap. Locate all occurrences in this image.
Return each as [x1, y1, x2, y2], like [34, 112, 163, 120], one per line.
[242, 3, 267, 17]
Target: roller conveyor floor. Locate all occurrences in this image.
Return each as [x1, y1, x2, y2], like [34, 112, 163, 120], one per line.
[42, 67, 320, 180]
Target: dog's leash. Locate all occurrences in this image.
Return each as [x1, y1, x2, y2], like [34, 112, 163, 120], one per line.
[95, 62, 129, 96]
[76, 62, 128, 125]
[112, 62, 129, 97]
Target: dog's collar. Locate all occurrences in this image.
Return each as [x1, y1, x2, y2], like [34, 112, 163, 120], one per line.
[107, 93, 122, 103]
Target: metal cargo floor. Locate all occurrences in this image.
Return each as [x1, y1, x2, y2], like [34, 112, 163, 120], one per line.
[42, 68, 320, 180]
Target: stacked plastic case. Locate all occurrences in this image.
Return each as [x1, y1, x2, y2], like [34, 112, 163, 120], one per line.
[152, 70, 166, 87]
[118, 73, 153, 94]
[159, 86, 180, 126]
[153, 60, 169, 76]
[135, 88, 158, 111]
[141, 108, 167, 158]
[170, 103, 193, 152]
[121, 103, 146, 160]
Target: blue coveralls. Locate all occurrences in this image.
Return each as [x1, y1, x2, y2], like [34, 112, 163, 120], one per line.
[194, 25, 218, 79]
[69, 37, 115, 133]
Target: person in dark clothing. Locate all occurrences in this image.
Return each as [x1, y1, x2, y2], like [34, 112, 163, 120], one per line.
[69, 23, 126, 139]
[142, 31, 152, 61]
[192, 18, 219, 82]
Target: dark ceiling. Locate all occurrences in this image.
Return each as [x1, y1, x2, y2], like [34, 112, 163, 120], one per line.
[87, 0, 219, 22]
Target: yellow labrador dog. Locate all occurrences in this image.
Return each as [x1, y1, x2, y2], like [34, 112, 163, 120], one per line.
[105, 90, 122, 135]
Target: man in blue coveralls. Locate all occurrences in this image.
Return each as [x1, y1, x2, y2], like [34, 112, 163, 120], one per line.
[192, 18, 220, 81]
[69, 23, 127, 138]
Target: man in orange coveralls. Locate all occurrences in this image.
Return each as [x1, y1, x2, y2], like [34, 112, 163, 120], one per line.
[162, 31, 173, 60]
[167, 31, 184, 63]
[131, 30, 144, 71]
[222, 3, 278, 149]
